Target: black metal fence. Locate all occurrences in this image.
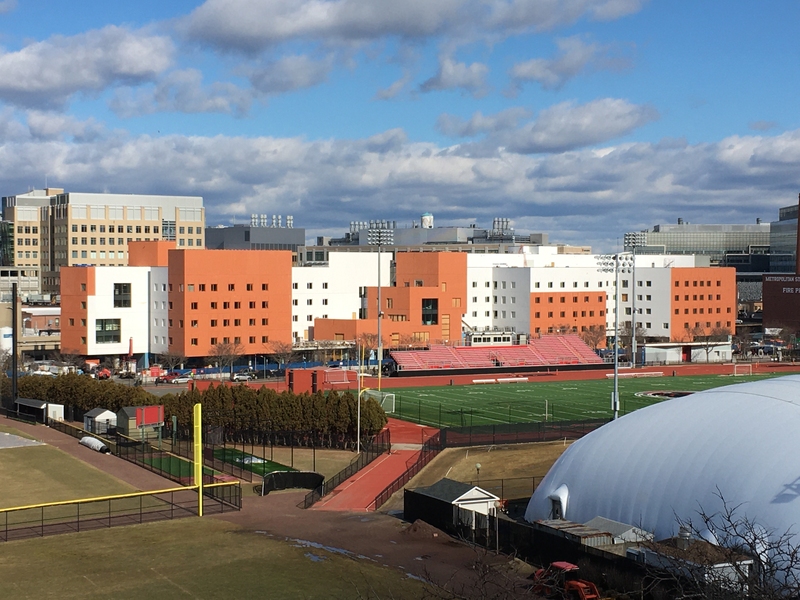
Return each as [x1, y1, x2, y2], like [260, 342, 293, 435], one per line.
[300, 428, 391, 509]
[439, 418, 608, 447]
[0, 485, 240, 543]
[257, 471, 325, 496]
[369, 432, 442, 511]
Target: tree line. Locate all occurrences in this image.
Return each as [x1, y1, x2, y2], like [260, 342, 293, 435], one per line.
[1, 374, 387, 448]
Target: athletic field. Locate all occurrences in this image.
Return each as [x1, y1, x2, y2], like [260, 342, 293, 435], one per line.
[213, 448, 296, 476]
[390, 373, 781, 428]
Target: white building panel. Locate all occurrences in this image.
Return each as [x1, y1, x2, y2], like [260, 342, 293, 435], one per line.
[291, 252, 392, 340]
[85, 266, 166, 356]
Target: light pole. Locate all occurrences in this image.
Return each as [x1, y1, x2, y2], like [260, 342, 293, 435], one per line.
[367, 226, 394, 391]
[624, 232, 647, 368]
[357, 387, 370, 454]
[597, 253, 633, 419]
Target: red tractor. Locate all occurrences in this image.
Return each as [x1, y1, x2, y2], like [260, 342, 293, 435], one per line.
[530, 561, 606, 600]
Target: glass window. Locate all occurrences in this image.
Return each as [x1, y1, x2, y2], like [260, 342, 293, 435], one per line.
[95, 319, 121, 344]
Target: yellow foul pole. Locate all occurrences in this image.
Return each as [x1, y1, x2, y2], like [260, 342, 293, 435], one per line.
[193, 402, 203, 517]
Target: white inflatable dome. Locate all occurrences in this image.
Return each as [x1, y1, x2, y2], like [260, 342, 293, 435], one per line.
[525, 374, 800, 541]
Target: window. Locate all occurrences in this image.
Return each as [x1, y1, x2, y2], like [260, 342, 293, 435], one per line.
[223, 302, 230, 309]
[211, 284, 218, 291]
[191, 320, 198, 327]
[211, 302, 217, 309]
[246, 283, 253, 291]
[228, 284, 235, 291]
[234, 302, 241, 309]
[95, 319, 121, 344]
[262, 301, 269, 309]
[223, 319, 230, 327]
[199, 284, 206, 291]
[306, 299, 313, 305]
[307, 315, 313, 321]
[472, 282, 477, 288]
[292, 315, 298, 321]
[190, 302, 198, 310]
[113, 283, 131, 307]
[211, 337, 217, 345]
[234, 319, 241, 326]
[249, 301, 256, 309]
[262, 336, 269, 343]
[190, 338, 198, 346]
[293, 299, 298, 306]
[211, 320, 218, 327]
[262, 283, 269, 291]
[249, 319, 256, 326]
[262, 318, 268, 325]
[292, 283, 298, 289]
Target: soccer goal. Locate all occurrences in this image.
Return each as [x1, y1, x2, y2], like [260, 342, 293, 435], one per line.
[733, 363, 753, 377]
[363, 389, 396, 413]
[323, 369, 351, 385]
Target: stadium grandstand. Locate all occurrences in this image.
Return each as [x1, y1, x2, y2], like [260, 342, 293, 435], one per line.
[388, 334, 603, 377]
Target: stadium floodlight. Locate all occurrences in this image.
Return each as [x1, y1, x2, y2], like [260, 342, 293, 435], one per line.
[597, 253, 633, 420]
[623, 232, 647, 368]
[367, 227, 394, 391]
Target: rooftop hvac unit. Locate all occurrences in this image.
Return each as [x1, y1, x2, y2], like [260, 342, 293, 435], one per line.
[287, 215, 293, 228]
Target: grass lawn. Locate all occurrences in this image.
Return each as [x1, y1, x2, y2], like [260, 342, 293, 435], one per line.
[391, 373, 782, 427]
[213, 447, 296, 476]
[0, 518, 426, 600]
[0, 443, 133, 510]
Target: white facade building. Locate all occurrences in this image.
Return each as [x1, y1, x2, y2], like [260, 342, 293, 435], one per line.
[83, 266, 168, 357]
[291, 252, 392, 341]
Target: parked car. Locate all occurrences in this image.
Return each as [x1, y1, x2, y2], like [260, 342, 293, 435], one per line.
[170, 375, 193, 384]
[155, 372, 181, 384]
[232, 373, 253, 382]
[118, 371, 136, 379]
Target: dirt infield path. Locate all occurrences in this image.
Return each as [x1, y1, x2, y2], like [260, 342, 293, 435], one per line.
[217, 490, 497, 590]
[2, 418, 176, 493]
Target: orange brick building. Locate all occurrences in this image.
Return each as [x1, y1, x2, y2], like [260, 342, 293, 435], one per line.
[313, 252, 468, 346]
[167, 249, 293, 358]
[669, 267, 737, 341]
[529, 291, 607, 336]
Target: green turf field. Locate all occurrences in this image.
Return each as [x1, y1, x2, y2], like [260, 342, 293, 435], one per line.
[213, 447, 296, 476]
[391, 373, 782, 428]
[142, 453, 217, 479]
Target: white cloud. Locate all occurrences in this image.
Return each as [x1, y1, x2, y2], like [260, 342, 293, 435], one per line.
[249, 54, 335, 95]
[499, 98, 658, 153]
[437, 107, 530, 137]
[420, 57, 489, 97]
[4, 124, 797, 254]
[509, 35, 622, 91]
[26, 111, 106, 141]
[374, 71, 413, 100]
[181, 0, 646, 52]
[0, 0, 17, 15]
[0, 26, 174, 109]
[110, 69, 252, 117]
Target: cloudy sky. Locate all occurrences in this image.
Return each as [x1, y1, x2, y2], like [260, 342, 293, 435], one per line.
[0, 1, 798, 251]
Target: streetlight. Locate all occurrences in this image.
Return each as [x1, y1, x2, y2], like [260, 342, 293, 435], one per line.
[357, 387, 370, 454]
[597, 253, 633, 419]
[367, 226, 394, 392]
[624, 231, 647, 368]
[475, 462, 482, 484]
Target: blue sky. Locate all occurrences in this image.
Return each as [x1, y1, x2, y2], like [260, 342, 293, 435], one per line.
[0, 0, 798, 251]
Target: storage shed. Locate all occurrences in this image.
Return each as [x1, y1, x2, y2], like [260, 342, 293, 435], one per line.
[14, 398, 64, 423]
[83, 408, 117, 434]
[116, 405, 163, 438]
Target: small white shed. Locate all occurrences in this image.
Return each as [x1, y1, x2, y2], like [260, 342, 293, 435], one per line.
[13, 398, 64, 422]
[83, 408, 117, 434]
[418, 478, 500, 518]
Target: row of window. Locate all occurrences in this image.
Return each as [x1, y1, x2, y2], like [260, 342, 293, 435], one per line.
[68, 224, 201, 235]
[471, 310, 518, 318]
[674, 294, 723, 301]
[684, 321, 732, 329]
[675, 280, 723, 287]
[534, 296, 604, 304]
[189, 336, 269, 346]
[16, 226, 38, 234]
[292, 315, 324, 321]
[167, 318, 270, 327]
[293, 299, 329, 306]
[16, 251, 38, 259]
[532, 310, 605, 319]
[675, 307, 732, 315]
[176, 283, 270, 292]
[472, 281, 518, 289]
[186, 301, 270, 310]
[16, 238, 38, 245]
[292, 282, 329, 289]
[71, 250, 126, 259]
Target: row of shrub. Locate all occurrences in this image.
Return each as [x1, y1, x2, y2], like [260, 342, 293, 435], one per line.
[1, 374, 387, 448]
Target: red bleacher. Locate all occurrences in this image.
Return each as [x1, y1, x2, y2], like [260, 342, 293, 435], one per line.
[389, 335, 603, 371]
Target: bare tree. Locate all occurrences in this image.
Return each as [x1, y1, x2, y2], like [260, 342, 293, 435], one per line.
[157, 351, 187, 372]
[691, 326, 732, 363]
[579, 325, 606, 351]
[208, 341, 244, 380]
[50, 350, 87, 371]
[268, 340, 296, 368]
[638, 489, 800, 600]
[619, 321, 647, 351]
